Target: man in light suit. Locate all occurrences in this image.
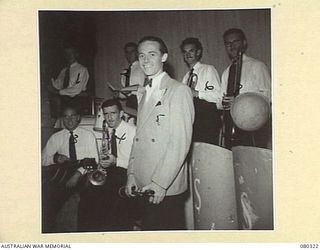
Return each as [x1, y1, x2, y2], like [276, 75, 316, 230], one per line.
[125, 36, 195, 230]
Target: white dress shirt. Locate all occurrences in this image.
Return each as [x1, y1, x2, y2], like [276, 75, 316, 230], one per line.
[218, 54, 271, 109]
[52, 61, 89, 97]
[42, 127, 99, 174]
[121, 60, 145, 87]
[105, 120, 136, 169]
[145, 71, 166, 103]
[182, 61, 221, 103]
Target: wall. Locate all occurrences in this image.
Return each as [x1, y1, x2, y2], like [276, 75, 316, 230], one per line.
[92, 9, 271, 98]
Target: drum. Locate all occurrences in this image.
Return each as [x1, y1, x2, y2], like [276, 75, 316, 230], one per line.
[190, 143, 239, 230]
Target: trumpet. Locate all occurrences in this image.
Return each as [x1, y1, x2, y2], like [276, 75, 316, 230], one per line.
[118, 186, 155, 198]
[87, 166, 107, 186]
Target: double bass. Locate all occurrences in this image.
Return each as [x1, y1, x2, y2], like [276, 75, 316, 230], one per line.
[220, 49, 243, 149]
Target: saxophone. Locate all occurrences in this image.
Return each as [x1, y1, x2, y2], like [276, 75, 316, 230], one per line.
[87, 120, 109, 186]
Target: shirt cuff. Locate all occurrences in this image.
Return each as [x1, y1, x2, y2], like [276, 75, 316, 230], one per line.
[151, 179, 167, 190]
[77, 167, 87, 175]
[198, 91, 219, 103]
[117, 158, 128, 169]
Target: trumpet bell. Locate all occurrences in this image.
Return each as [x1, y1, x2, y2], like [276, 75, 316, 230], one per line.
[87, 169, 107, 186]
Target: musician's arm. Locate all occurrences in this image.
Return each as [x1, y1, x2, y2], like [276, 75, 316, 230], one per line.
[254, 62, 271, 101]
[76, 132, 100, 174]
[59, 67, 89, 97]
[217, 69, 229, 110]
[197, 65, 221, 103]
[51, 68, 65, 90]
[42, 134, 63, 166]
[53, 153, 69, 164]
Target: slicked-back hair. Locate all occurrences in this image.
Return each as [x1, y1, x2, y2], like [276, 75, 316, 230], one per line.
[101, 99, 123, 112]
[138, 36, 168, 55]
[124, 42, 138, 51]
[223, 28, 247, 41]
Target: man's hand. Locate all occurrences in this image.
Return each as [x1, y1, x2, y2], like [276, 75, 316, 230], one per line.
[66, 171, 81, 189]
[54, 154, 69, 164]
[125, 174, 138, 197]
[222, 95, 235, 110]
[100, 154, 116, 169]
[142, 182, 166, 204]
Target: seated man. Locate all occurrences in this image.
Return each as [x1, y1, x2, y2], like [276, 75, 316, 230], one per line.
[41, 105, 99, 233]
[77, 99, 136, 232]
[47, 46, 89, 118]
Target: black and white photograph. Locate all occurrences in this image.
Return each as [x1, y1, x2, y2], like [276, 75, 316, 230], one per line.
[39, 9, 273, 233]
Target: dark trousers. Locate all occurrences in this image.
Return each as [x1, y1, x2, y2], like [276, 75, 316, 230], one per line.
[224, 112, 272, 149]
[78, 166, 134, 232]
[139, 192, 186, 231]
[193, 98, 221, 145]
[42, 182, 73, 233]
[41, 163, 77, 233]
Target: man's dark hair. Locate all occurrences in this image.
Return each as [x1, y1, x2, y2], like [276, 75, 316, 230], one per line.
[138, 36, 168, 55]
[124, 42, 138, 50]
[101, 99, 123, 111]
[63, 44, 79, 53]
[223, 28, 247, 41]
[180, 37, 203, 60]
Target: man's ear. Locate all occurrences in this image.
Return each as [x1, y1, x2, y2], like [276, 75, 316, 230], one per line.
[196, 49, 202, 57]
[243, 39, 248, 51]
[161, 53, 168, 63]
[120, 110, 124, 118]
[77, 115, 81, 124]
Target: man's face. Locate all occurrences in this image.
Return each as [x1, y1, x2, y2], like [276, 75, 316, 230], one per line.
[125, 46, 138, 64]
[138, 40, 168, 77]
[224, 33, 247, 60]
[182, 43, 201, 67]
[103, 105, 122, 129]
[64, 48, 77, 65]
[62, 108, 80, 131]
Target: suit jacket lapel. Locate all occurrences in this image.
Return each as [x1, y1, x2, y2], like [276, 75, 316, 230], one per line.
[137, 73, 171, 133]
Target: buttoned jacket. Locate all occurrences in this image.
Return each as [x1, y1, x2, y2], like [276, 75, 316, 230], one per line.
[128, 73, 194, 196]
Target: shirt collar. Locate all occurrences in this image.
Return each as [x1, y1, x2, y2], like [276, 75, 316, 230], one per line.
[242, 53, 249, 62]
[65, 126, 80, 134]
[131, 60, 139, 67]
[108, 120, 124, 135]
[230, 53, 248, 64]
[69, 61, 78, 68]
[192, 61, 201, 71]
[145, 71, 166, 92]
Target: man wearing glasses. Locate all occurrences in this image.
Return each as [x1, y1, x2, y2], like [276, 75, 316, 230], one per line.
[218, 28, 271, 148]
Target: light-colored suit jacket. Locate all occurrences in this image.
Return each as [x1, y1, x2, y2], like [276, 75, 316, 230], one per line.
[127, 73, 195, 196]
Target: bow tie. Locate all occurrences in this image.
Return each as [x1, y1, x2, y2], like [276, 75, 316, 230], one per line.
[144, 78, 153, 87]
